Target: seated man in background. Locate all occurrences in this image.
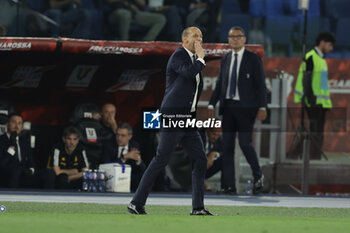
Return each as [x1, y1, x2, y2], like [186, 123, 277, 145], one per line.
[100, 103, 118, 140]
[105, 0, 166, 41]
[199, 126, 223, 191]
[50, 126, 89, 189]
[101, 123, 146, 191]
[0, 113, 55, 189]
[45, 0, 94, 39]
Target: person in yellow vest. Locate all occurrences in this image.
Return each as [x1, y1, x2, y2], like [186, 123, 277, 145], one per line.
[294, 32, 336, 160]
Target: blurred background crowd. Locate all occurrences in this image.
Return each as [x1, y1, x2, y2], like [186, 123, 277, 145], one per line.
[0, 0, 350, 58]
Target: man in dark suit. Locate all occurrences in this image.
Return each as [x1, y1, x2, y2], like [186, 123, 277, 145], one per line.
[208, 26, 267, 195]
[128, 27, 213, 215]
[0, 113, 55, 188]
[101, 123, 146, 192]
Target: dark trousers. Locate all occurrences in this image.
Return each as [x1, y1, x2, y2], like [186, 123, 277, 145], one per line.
[132, 128, 207, 209]
[0, 166, 55, 189]
[222, 100, 262, 190]
[305, 106, 327, 160]
[55, 173, 82, 190]
[205, 157, 223, 188]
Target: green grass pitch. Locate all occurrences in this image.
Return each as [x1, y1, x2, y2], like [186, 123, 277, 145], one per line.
[1, 202, 350, 233]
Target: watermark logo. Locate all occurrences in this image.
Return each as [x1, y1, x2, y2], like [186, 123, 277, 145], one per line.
[143, 110, 161, 129]
[143, 110, 222, 129]
[0, 205, 6, 213]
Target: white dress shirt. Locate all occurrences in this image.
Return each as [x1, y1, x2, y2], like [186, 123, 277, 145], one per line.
[183, 47, 205, 112]
[118, 145, 129, 159]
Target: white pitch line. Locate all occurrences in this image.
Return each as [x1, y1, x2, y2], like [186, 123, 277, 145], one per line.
[1, 192, 350, 208]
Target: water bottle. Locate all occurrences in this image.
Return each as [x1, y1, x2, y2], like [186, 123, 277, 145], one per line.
[82, 170, 89, 191]
[87, 169, 93, 192]
[91, 170, 98, 192]
[98, 170, 106, 192]
[245, 179, 252, 195]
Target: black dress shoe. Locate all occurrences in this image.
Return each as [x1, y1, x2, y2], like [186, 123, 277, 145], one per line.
[253, 174, 264, 195]
[190, 208, 216, 216]
[127, 203, 148, 215]
[216, 187, 237, 195]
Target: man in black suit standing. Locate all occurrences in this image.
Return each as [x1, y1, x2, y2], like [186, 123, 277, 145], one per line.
[128, 27, 213, 215]
[101, 123, 146, 192]
[208, 26, 267, 195]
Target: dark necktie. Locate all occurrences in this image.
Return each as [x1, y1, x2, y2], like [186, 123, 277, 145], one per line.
[229, 53, 238, 99]
[192, 54, 197, 64]
[119, 147, 125, 159]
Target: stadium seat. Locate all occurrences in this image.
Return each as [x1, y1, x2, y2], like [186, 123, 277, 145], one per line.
[324, 0, 350, 19]
[264, 16, 295, 56]
[249, 0, 266, 17]
[69, 102, 100, 125]
[75, 118, 108, 169]
[265, 0, 284, 16]
[264, 16, 294, 44]
[219, 14, 251, 43]
[335, 18, 350, 47]
[295, 17, 330, 46]
[221, 0, 241, 14]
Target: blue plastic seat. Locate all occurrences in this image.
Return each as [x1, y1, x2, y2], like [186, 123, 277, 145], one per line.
[264, 16, 294, 44]
[219, 14, 251, 43]
[336, 18, 350, 47]
[265, 0, 284, 16]
[264, 16, 295, 56]
[249, 0, 266, 17]
[221, 0, 242, 14]
[324, 0, 350, 19]
[295, 17, 330, 46]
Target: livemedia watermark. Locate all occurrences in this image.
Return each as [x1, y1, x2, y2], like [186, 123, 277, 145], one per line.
[143, 110, 221, 130]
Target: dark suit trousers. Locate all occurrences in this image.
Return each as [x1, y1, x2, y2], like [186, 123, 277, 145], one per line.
[305, 106, 326, 160]
[222, 100, 262, 189]
[132, 128, 207, 209]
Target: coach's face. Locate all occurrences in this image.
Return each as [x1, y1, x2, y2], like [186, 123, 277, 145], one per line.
[183, 27, 203, 53]
[228, 29, 246, 52]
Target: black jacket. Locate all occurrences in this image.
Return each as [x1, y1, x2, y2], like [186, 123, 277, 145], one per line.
[0, 133, 35, 170]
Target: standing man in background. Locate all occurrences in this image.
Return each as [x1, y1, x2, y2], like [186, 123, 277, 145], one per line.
[208, 26, 267, 195]
[128, 27, 214, 215]
[294, 32, 335, 160]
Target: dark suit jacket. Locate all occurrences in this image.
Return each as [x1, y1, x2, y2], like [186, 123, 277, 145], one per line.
[101, 138, 146, 171]
[160, 47, 205, 114]
[209, 48, 267, 115]
[0, 133, 35, 170]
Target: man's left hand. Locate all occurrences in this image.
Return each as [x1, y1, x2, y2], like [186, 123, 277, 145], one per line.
[256, 109, 267, 121]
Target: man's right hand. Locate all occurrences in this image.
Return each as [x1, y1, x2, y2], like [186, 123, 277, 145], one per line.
[124, 148, 141, 163]
[194, 41, 204, 59]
